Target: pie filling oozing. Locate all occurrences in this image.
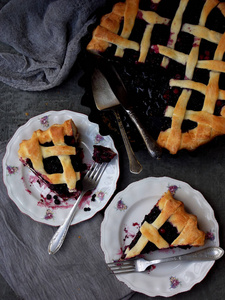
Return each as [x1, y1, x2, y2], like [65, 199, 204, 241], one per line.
[87, 0, 225, 154]
[123, 190, 205, 259]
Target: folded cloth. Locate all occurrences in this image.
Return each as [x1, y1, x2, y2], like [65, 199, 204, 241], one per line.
[0, 0, 109, 91]
[0, 140, 134, 300]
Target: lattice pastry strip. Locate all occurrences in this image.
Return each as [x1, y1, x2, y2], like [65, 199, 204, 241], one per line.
[87, 0, 225, 154]
[159, 2, 210, 153]
[157, 0, 224, 153]
[87, 2, 126, 53]
[18, 119, 80, 192]
[87, 1, 170, 61]
[138, 11, 170, 62]
[161, 0, 189, 68]
[155, 45, 225, 73]
[115, 0, 140, 57]
[125, 190, 205, 259]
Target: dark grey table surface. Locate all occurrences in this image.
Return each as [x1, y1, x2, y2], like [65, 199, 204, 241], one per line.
[0, 37, 225, 300]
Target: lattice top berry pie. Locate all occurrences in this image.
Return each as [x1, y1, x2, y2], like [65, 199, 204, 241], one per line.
[124, 189, 205, 259]
[87, 0, 225, 154]
[18, 119, 81, 198]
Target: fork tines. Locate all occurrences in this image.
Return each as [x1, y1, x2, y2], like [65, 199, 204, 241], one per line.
[88, 162, 107, 181]
[107, 260, 136, 274]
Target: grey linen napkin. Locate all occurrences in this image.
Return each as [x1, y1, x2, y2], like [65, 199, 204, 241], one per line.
[0, 0, 108, 91]
[0, 140, 134, 300]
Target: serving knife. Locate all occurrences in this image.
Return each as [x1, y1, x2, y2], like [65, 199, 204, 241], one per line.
[92, 68, 142, 174]
[94, 56, 162, 159]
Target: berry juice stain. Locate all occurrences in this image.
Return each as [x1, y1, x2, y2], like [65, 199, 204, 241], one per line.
[123, 226, 136, 242]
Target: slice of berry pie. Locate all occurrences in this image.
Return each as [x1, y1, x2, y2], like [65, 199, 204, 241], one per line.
[87, 0, 225, 154]
[92, 145, 117, 163]
[18, 119, 82, 199]
[124, 189, 205, 259]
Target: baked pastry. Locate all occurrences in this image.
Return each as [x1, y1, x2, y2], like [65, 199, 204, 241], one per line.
[124, 190, 205, 259]
[87, 0, 225, 154]
[18, 119, 82, 198]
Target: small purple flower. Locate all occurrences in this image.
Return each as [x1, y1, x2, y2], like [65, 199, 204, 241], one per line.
[40, 115, 49, 127]
[116, 198, 127, 211]
[95, 134, 104, 143]
[6, 165, 18, 175]
[169, 276, 181, 289]
[44, 209, 53, 220]
[97, 191, 105, 201]
[168, 185, 179, 195]
[205, 230, 215, 241]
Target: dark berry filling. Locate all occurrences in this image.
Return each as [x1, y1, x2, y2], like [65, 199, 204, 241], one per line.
[126, 206, 161, 254]
[145, 206, 161, 223]
[40, 141, 54, 147]
[92, 145, 116, 163]
[125, 204, 185, 255]
[84, 0, 225, 147]
[23, 135, 86, 199]
[43, 156, 63, 174]
[71, 153, 86, 172]
[64, 135, 77, 146]
[158, 222, 179, 244]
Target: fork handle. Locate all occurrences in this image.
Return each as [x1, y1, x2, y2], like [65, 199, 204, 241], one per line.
[113, 108, 142, 174]
[145, 247, 224, 269]
[48, 190, 86, 255]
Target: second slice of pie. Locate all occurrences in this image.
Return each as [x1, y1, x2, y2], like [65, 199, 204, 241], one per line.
[124, 189, 205, 259]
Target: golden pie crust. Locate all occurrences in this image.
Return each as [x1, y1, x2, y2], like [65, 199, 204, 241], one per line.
[87, 0, 225, 154]
[124, 190, 205, 259]
[18, 119, 80, 192]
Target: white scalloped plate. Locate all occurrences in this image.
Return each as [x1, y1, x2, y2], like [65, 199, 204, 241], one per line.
[3, 110, 119, 226]
[101, 177, 219, 297]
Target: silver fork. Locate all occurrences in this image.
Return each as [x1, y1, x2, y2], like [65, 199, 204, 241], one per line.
[107, 247, 224, 274]
[48, 162, 107, 255]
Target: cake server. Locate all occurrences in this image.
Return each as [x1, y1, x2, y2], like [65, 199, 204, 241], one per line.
[92, 68, 142, 174]
[94, 56, 162, 159]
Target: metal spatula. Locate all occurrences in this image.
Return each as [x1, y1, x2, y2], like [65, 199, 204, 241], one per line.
[92, 68, 142, 174]
[90, 54, 162, 159]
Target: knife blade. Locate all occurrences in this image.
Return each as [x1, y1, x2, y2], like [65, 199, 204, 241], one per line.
[91, 68, 142, 174]
[95, 56, 162, 159]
